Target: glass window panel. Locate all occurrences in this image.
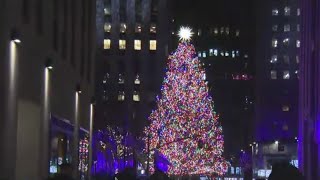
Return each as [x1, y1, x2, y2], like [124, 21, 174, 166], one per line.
[150, 40, 157, 50]
[119, 39, 126, 49]
[104, 39, 111, 49]
[134, 40, 141, 50]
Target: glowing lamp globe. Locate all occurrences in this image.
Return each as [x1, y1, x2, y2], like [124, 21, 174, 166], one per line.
[178, 26, 193, 42]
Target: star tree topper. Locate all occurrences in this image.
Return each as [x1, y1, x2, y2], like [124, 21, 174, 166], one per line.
[178, 26, 193, 42]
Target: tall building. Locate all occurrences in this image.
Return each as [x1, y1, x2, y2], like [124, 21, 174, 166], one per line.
[0, 0, 96, 179]
[95, 0, 172, 134]
[253, 0, 300, 178]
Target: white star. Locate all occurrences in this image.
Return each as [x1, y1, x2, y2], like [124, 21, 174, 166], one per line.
[178, 26, 193, 42]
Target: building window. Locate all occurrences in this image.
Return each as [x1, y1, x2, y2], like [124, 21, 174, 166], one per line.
[283, 55, 290, 64]
[296, 55, 299, 64]
[104, 23, 111, 32]
[104, 39, 111, 49]
[214, 28, 218, 35]
[220, 51, 224, 57]
[209, 49, 214, 56]
[282, 105, 290, 112]
[214, 49, 218, 56]
[297, 24, 300, 32]
[272, 39, 278, 47]
[198, 52, 202, 57]
[297, 8, 301, 16]
[272, 25, 278, 32]
[220, 27, 224, 34]
[202, 51, 207, 58]
[296, 40, 300, 48]
[225, 51, 230, 57]
[134, 40, 141, 50]
[119, 40, 126, 49]
[135, 23, 142, 33]
[283, 71, 290, 79]
[104, 7, 111, 15]
[150, 23, 156, 33]
[271, 70, 277, 79]
[283, 38, 290, 46]
[270, 55, 278, 63]
[198, 29, 202, 36]
[226, 27, 230, 35]
[272, 8, 279, 16]
[118, 74, 125, 84]
[133, 91, 140, 102]
[284, 6, 291, 16]
[236, 30, 240, 37]
[150, 40, 157, 50]
[135, 75, 140, 84]
[284, 24, 290, 32]
[295, 70, 299, 78]
[118, 91, 125, 101]
[120, 23, 126, 33]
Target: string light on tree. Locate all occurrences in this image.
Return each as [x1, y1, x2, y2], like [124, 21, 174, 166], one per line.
[144, 27, 229, 176]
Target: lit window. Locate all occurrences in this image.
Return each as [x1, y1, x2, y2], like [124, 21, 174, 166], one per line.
[295, 70, 299, 78]
[119, 39, 126, 49]
[283, 71, 290, 79]
[202, 51, 207, 58]
[104, 39, 111, 49]
[296, 55, 299, 64]
[236, 50, 240, 56]
[282, 105, 290, 112]
[104, 23, 111, 32]
[149, 40, 157, 50]
[134, 75, 140, 84]
[226, 27, 230, 35]
[296, 40, 300, 48]
[214, 49, 218, 56]
[272, 25, 278, 32]
[272, 38, 278, 47]
[209, 49, 214, 56]
[232, 51, 235, 58]
[134, 40, 141, 50]
[214, 28, 218, 35]
[272, 8, 279, 16]
[150, 23, 156, 33]
[198, 29, 202, 36]
[236, 30, 240, 37]
[271, 70, 277, 79]
[284, 24, 290, 32]
[118, 74, 124, 84]
[244, 54, 248, 58]
[283, 38, 290, 46]
[135, 23, 142, 33]
[297, 24, 300, 32]
[283, 55, 290, 64]
[133, 91, 140, 102]
[220, 51, 224, 57]
[220, 27, 224, 34]
[118, 91, 125, 101]
[120, 23, 126, 33]
[297, 8, 301, 16]
[225, 51, 230, 57]
[198, 52, 202, 57]
[284, 7, 291, 16]
[270, 55, 277, 63]
[104, 7, 111, 15]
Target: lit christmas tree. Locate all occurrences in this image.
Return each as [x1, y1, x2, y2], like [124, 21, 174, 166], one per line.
[144, 27, 229, 176]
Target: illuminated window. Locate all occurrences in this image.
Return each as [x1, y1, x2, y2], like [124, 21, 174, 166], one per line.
[284, 7, 291, 16]
[134, 40, 141, 50]
[272, 8, 279, 16]
[271, 70, 277, 79]
[220, 50, 224, 57]
[202, 51, 206, 58]
[232, 51, 235, 58]
[198, 52, 201, 57]
[120, 23, 126, 33]
[118, 74, 124, 84]
[133, 91, 140, 102]
[198, 29, 202, 36]
[284, 24, 290, 32]
[134, 75, 140, 84]
[296, 40, 300, 48]
[236, 30, 240, 37]
[214, 49, 218, 56]
[150, 23, 156, 33]
[225, 51, 230, 57]
[236, 50, 240, 56]
[297, 8, 301, 16]
[119, 39, 126, 49]
[104, 39, 111, 49]
[104, 7, 111, 15]
[272, 25, 278, 32]
[214, 28, 218, 35]
[150, 40, 157, 50]
[283, 71, 290, 79]
[297, 24, 300, 32]
[272, 38, 278, 47]
[104, 23, 111, 32]
[282, 105, 290, 112]
[296, 55, 299, 64]
[209, 49, 214, 56]
[135, 23, 142, 33]
[270, 55, 277, 63]
[118, 91, 125, 101]
[226, 27, 230, 35]
[220, 27, 224, 34]
[283, 55, 290, 64]
[283, 38, 290, 46]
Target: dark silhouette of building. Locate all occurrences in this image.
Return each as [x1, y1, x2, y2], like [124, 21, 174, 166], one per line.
[253, 0, 300, 178]
[95, 0, 172, 134]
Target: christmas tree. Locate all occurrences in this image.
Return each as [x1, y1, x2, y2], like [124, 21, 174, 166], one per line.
[143, 27, 229, 176]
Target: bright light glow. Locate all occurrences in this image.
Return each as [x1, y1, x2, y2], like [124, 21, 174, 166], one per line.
[178, 26, 193, 42]
[13, 39, 21, 44]
[275, 140, 279, 145]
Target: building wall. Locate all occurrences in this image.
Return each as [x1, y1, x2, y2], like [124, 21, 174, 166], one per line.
[95, 0, 172, 134]
[0, 0, 96, 179]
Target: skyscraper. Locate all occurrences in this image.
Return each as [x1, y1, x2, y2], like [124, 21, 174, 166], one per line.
[95, 0, 172, 134]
